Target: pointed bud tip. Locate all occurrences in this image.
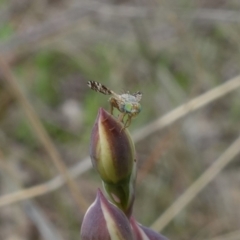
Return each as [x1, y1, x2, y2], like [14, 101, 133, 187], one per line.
[97, 107, 123, 132]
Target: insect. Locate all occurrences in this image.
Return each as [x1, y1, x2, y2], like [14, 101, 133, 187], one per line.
[87, 81, 142, 128]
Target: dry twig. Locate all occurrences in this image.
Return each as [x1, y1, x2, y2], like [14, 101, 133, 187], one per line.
[0, 151, 64, 240]
[151, 134, 240, 232]
[133, 75, 240, 142]
[0, 75, 240, 209]
[205, 230, 240, 240]
[0, 57, 88, 212]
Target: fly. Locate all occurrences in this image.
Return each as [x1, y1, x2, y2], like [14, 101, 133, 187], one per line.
[87, 81, 142, 128]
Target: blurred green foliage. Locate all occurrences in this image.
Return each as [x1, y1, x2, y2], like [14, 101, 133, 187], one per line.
[0, 24, 14, 41]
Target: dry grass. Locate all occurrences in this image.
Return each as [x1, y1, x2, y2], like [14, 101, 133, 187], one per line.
[1, 0, 240, 240]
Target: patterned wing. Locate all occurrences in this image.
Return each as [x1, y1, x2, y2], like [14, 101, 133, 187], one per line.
[133, 91, 143, 102]
[87, 81, 112, 95]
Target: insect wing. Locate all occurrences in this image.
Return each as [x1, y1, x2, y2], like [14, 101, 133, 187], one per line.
[132, 91, 142, 102]
[87, 81, 112, 95]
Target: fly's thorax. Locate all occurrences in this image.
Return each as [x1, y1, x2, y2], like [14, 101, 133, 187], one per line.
[121, 93, 138, 103]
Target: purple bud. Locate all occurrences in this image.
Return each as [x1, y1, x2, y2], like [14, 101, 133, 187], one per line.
[90, 108, 137, 215]
[130, 217, 169, 240]
[90, 108, 136, 184]
[80, 189, 134, 240]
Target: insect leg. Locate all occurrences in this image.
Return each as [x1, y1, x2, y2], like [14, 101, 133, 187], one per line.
[110, 102, 114, 115]
[109, 97, 117, 115]
[118, 113, 126, 123]
[124, 115, 132, 128]
[120, 115, 131, 132]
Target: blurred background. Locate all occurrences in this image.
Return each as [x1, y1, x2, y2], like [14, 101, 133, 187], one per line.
[1, 0, 240, 239]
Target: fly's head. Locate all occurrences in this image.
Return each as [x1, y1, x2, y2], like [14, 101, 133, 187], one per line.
[124, 102, 141, 117]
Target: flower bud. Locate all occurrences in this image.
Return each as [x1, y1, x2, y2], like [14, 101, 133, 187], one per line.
[80, 189, 134, 240]
[90, 108, 136, 184]
[90, 108, 137, 215]
[130, 217, 169, 240]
